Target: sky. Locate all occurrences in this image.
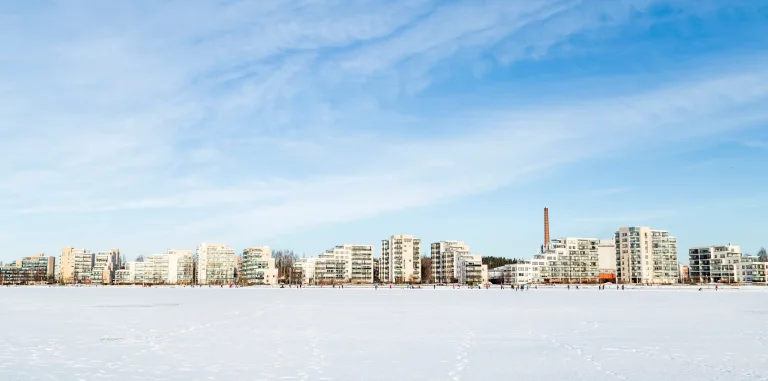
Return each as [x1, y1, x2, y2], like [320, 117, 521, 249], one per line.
[2, 0, 767, 263]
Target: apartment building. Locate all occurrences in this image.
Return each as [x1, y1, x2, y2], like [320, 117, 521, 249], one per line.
[489, 261, 540, 285]
[381, 235, 421, 283]
[59, 248, 87, 283]
[597, 240, 617, 282]
[689, 245, 744, 284]
[73, 251, 95, 283]
[117, 250, 194, 285]
[314, 256, 346, 284]
[753, 261, 768, 283]
[431, 241, 470, 283]
[115, 269, 132, 284]
[242, 247, 278, 285]
[92, 251, 117, 285]
[293, 258, 317, 285]
[616, 227, 679, 284]
[539, 237, 601, 283]
[457, 254, 488, 285]
[0, 263, 32, 285]
[167, 249, 195, 285]
[196, 243, 236, 285]
[323, 245, 374, 284]
[20, 254, 55, 282]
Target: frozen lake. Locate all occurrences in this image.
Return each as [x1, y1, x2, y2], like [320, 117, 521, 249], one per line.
[1, 286, 767, 380]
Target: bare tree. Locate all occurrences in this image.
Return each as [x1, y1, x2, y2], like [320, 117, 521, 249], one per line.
[758, 247, 768, 262]
[135, 255, 144, 262]
[420, 256, 432, 284]
[273, 249, 298, 282]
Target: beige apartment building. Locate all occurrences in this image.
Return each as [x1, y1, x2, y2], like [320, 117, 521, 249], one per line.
[615, 227, 678, 284]
[380, 235, 421, 283]
[59, 248, 87, 283]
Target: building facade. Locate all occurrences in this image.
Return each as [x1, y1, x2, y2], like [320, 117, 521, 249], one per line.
[615, 227, 678, 284]
[431, 241, 470, 283]
[73, 251, 95, 283]
[242, 247, 278, 285]
[689, 245, 744, 284]
[457, 254, 487, 285]
[20, 254, 55, 282]
[59, 248, 87, 283]
[196, 243, 236, 285]
[322, 245, 374, 284]
[293, 258, 317, 285]
[380, 235, 421, 283]
[538, 237, 602, 283]
[597, 240, 617, 282]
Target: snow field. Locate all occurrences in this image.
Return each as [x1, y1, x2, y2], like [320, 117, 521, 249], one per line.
[1, 287, 767, 380]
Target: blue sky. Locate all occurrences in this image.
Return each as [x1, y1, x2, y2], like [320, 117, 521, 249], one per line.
[1, 0, 767, 263]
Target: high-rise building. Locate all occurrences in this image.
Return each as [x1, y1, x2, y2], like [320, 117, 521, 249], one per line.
[167, 249, 194, 285]
[59, 248, 87, 283]
[196, 243, 236, 285]
[457, 253, 487, 285]
[615, 227, 678, 284]
[92, 251, 117, 284]
[597, 240, 617, 282]
[73, 251, 95, 283]
[380, 235, 421, 283]
[322, 245, 374, 284]
[242, 247, 278, 285]
[431, 241, 471, 283]
[538, 237, 601, 283]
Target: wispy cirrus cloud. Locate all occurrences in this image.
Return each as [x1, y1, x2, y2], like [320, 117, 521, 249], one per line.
[1, 0, 766, 255]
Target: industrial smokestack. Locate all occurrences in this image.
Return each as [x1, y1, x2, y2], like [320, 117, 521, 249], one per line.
[544, 207, 550, 246]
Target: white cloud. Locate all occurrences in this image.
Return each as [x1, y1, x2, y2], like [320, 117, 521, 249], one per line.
[1, 0, 766, 251]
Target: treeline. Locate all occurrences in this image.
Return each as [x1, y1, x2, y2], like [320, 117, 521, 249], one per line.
[482, 256, 522, 269]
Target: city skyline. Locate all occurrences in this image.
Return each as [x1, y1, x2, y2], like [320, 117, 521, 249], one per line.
[3, 1, 768, 262]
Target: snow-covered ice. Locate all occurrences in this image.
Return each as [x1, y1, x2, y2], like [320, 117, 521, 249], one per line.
[1, 286, 767, 380]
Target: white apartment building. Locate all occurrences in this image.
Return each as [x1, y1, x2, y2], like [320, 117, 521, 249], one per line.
[597, 240, 617, 280]
[752, 261, 768, 284]
[689, 245, 738, 283]
[91, 251, 117, 285]
[380, 235, 421, 283]
[616, 227, 678, 284]
[323, 245, 374, 284]
[314, 256, 346, 284]
[242, 247, 278, 285]
[457, 254, 488, 285]
[293, 258, 317, 285]
[73, 251, 95, 283]
[490, 261, 539, 285]
[114, 269, 131, 284]
[196, 243, 236, 285]
[167, 249, 194, 284]
[538, 237, 602, 283]
[431, 241, 471, 283]
[689, 245, 752, 284]
[119, 250, 194, 285]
